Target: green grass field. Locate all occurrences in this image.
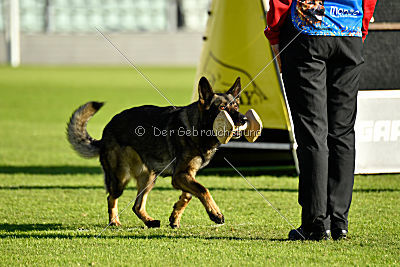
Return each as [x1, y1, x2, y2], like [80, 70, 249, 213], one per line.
[0, 66, 399, 266]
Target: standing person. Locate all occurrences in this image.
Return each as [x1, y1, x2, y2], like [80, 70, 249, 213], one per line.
[264, 0, 377, 240]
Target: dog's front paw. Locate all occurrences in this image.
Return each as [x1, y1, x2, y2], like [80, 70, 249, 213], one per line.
[145, 220, 161, 228]
[169, 223, 179, 229]
[109, 218, 122, 227]
[169, 215, 180, 229]
[110, 221, 121, 227]
[208, 212, 225, 224]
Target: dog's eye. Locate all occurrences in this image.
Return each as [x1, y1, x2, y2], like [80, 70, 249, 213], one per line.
[219, 105, 226, 111]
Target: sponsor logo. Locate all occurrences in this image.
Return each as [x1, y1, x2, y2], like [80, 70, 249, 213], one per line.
[330, 6, 361, 18]
[356, 120, 400, 143]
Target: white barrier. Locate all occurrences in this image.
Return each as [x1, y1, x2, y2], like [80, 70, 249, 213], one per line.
[9, 0, 21, 67]
[355, 90, 400, 174]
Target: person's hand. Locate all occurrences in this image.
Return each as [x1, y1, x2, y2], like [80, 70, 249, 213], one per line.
[271, 44, 281, 73]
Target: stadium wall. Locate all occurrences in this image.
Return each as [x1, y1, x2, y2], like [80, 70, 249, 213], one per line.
[0, 32, 203, 65]
[0, 36, 6, 63]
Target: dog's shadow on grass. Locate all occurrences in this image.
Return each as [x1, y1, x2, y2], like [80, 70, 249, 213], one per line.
[0, 165, 102, 175]
[98, 234, 289, 242]
[0, 223, 64, 232]
[0, 232, 289, 242]
[0, 223, 289, 242]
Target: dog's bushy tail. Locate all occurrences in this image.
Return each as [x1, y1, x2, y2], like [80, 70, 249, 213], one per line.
[67, 101, 104, 158]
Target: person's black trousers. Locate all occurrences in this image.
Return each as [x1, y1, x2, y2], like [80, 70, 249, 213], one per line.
[279, 21, 364, 233]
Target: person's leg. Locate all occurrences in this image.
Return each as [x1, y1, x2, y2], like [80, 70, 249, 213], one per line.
[280, 22, 332, 236]
[326, 37, 364, 235]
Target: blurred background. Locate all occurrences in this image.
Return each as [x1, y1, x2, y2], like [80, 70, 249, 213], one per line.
[0, 0, 214, 65]
[0, 0, 398, 88]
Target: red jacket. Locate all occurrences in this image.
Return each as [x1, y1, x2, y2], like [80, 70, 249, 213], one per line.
[264, 0, 378, 45]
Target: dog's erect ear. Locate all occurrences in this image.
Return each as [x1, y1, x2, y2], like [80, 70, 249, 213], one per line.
[198, 77, 214, 109]
[226, 77, 241, 98]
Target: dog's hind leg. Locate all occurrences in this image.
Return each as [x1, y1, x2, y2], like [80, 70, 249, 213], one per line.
[101, 147, 131, 227]
[104, 172, 128, 226]
[169, 191, 192, 228]
[107, 195, 121, 226]
[132, 171, 160, 228]
[104, 169, 126, 226]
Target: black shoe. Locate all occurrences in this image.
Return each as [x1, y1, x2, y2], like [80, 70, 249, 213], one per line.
[332, 229, 348, 240]
[289, 227, 331, 241]
[309, 229, 331, 241]
[288, 227, 307, 240]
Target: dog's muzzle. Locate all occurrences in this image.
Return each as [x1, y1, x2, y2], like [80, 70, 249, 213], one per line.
[213, 109, 262, 144]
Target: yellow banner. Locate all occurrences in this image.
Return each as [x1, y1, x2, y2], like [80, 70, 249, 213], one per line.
[194, 0, 290, 130]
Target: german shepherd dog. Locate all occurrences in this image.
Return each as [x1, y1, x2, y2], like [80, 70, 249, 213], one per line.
[67, 77, 247, 228]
